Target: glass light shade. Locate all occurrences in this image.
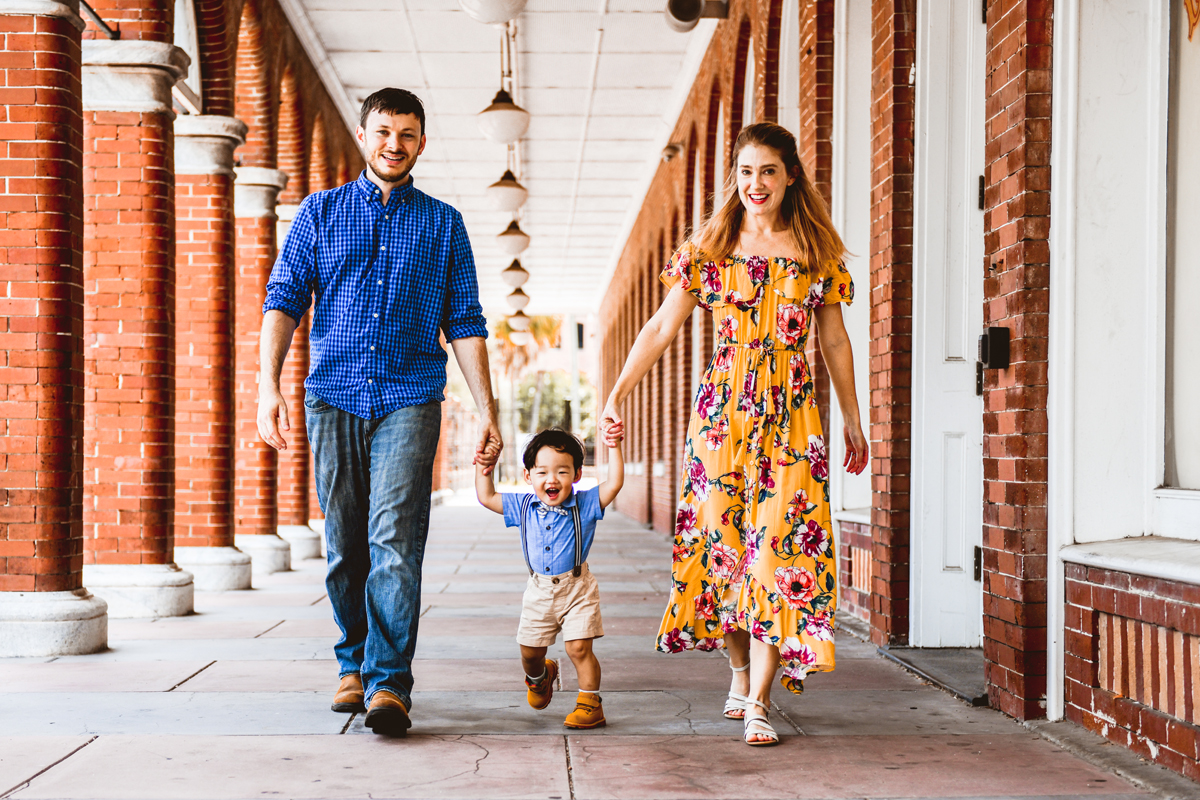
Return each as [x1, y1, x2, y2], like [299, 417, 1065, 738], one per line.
[500, 259, 529, 288]
[506, 287, 529, 312]
[508, 329, 531, 346]
[457, 0, 527, 24]
[477, 89, 530, 144]
[507, 311, 530, 332]
[486, 169, 528, 212]
[496, 219, 530, 255]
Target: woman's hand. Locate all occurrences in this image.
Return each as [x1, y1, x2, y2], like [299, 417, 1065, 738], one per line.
[598, 398, 625, 447]
[843, 423, 869, 475]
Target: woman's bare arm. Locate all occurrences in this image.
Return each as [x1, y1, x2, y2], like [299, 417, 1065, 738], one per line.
[813, 303, 869, 475]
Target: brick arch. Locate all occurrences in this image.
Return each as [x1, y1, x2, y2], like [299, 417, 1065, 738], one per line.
[193, 0, 235, 116]
[235, 0, 275, 167]
[730, 17, 752, 151]
[704, 80, 721, 217]
[276, 66, 307, 202]
[336, 152, 352, 187]
[83, 0, 170, 42]
[308, 113, 330, 193]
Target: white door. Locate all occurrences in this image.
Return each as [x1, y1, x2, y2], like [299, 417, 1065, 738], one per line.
[910, 0, 986, 647]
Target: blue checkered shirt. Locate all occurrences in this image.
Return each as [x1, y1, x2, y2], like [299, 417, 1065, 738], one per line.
[264, 172, 488, 419]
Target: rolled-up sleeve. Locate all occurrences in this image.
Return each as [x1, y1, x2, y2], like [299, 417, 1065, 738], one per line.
[264, 196, 317, 322]
[441, 211, 489, 341]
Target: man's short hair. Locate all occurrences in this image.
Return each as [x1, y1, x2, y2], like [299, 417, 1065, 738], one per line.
[523, 428, 585, 472]
[359, 88, 425, 135]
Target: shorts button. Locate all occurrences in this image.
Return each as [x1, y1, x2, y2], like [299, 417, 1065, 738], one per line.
[545, 546, 550, 551]
[552, 578, 559, 585]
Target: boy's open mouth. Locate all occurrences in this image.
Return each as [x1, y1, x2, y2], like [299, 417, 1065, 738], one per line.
[545, 487, 561, 501]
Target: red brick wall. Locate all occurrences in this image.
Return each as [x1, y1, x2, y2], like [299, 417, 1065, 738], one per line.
[838, 520, 871, 622]
[174, 171, 236, 549]
[867, 0, 915, 647]
[982, 0, 1053, 720]
[1065, 564, 1200, 782]
[0, 12, 85, 592]
[194, 0, 235, 117]
[276, 67, 306, 204]
[275, 309, 309, 527]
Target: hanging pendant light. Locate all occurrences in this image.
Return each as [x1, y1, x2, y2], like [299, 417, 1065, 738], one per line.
[508, 310, 530, 332]
[506, 287, 529, 312]
[496, 219, 530, 255]
[478, 89, 530, 144]
[487, 169, 527, 212]
[508, 329, 531, 346]
[500, 259, 529, 288]
[458, 0, 527, 25]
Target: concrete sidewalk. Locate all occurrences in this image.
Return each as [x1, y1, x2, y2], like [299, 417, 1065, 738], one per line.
[0, 497, 1153, 799]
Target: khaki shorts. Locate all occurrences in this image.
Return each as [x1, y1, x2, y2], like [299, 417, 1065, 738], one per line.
[517, 562, 605, 648]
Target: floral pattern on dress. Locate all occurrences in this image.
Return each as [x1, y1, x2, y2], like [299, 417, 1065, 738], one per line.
[655, 242, 855, 694]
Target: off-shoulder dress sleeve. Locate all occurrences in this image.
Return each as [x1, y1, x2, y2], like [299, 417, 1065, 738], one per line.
[803, 259, 855, 309]
[659, 242, 715, 310]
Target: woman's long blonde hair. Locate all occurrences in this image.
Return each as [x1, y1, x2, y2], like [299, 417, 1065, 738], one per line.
[694, 122, 846, 269]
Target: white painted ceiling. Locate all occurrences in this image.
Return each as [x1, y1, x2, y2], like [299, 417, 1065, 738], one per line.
[285, 0, 713, 317]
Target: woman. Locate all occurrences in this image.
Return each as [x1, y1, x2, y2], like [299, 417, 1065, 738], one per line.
[599, 123, 869, 746]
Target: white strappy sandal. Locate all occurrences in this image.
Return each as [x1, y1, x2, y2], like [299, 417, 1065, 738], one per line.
[723, 660, 751, 719]
[743, 698, 780, 746]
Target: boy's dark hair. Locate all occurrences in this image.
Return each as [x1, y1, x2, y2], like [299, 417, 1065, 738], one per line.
[359, 88, 425, 135]
[523, 428, 585, 472]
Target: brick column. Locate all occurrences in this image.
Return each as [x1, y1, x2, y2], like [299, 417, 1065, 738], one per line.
[0, 0, 107, 656]
[78, 37, 194, 618]
[273, 201, 320, 560]
[868, 0, 915, 646]
[233, 166, 290, 573]
[171, 114, 253, 591]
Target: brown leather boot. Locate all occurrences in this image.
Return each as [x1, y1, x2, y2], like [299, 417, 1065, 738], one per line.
[364, 689, 411, 737]
[563, 691, 605, 729]
[331, 673, 364, 713]
[525, 659, 559, 710]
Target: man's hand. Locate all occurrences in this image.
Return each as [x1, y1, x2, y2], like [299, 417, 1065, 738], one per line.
[473, 417, 503, 476]
[258, 387, 291, 451]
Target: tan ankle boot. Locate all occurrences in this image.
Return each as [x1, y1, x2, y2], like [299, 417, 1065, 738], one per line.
[525, 659, 559, 710]
[331, 673, 364, 713]
[364, 689, 411, 737]
[563, 691, 605, 729]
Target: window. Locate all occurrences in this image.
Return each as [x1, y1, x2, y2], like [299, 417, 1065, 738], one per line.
[173, 0, 202, 113]
[743, 46, 757, 127]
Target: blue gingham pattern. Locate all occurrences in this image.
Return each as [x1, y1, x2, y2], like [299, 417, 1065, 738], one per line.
[264, 172, 488, 419]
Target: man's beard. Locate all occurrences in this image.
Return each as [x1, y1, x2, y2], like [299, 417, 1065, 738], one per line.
[369, 152, 416, 185]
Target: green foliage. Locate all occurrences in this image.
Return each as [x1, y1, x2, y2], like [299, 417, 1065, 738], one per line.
[515, 370, 596, 440]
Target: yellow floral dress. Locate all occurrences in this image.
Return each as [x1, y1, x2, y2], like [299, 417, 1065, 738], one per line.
[655, 242, 855, 694]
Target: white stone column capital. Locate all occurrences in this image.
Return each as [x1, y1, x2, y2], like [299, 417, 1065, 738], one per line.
[0, 0, 84, 29]
[175, 114, 248, 178]
[81, 40, 190, 114]
[235, 167, 289, 219]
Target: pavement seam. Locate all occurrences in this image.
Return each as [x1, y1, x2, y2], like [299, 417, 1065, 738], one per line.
[253, 621, 285, 638]
[562, 735, 576, 800]
[339, 713, 357, 734]
[308, 594, 328, 606]
[0, 735, 98, 798]
[771, 700, 806, 735]
[165, 660, 216, 692]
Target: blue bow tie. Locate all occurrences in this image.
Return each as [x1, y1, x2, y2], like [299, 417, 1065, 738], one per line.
[535, 503, 570, 517]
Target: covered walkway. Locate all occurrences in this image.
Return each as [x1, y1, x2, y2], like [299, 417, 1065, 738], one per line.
[0, 500, 1150, 799]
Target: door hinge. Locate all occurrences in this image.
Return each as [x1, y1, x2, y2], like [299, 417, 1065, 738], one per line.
[975, 361, 984, 395]
[973, 546, 983, 581]
[978, 175, 985, 210]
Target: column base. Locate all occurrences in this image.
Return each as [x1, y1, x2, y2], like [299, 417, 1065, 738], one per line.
[277, 524, 322, 561]
[308, 519, 327, 557]
[173, 547, 253, 591]
[82, 564, 195, 619]
[235, 533, 291, 574]
[0, 589, 108, 657]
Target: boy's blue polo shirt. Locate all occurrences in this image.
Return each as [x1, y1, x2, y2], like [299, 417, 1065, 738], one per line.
[501, 486, 604, 575]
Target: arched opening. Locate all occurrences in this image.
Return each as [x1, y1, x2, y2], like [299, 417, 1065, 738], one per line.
[173, 0, 202, 113]
[276, 67, 306, 202]
[234, 0, 274, 167]
[776, 0, 801, 135]
[684, 125, 697, 239]
[730, 19, 753, 143]
[705, 81, 723, 213]
[308, 114, 330, 194]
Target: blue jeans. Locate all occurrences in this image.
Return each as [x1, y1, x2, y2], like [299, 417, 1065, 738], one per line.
[305, 393, 441, 710]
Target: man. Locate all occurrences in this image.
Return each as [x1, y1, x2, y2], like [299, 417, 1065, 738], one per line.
[258, 88, 502, 737]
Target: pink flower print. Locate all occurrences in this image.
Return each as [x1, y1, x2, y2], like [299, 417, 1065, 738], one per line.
[717, 315, 738, 341]
[712, 345, 734, 373]
[675, 503, 698, 538]
[788, 353, 810, 392]
[769, 385, 785, 413]
[660, 627, 694, 653]
[756, 454, 775, 490]
[677, 248, 691, 273]
[804, 280, 827, 310]
[780, 636, 818, 667]
[737, 370, 756, 412]
[784, 489, 811, 524]
[695, 637, 723, 652]
[694, 590, 717, 619]
[694, 382, 718, 418]
[799, 519, 829, 558]
[746, 617, 771, 640]
[803, 611, 835, 641]
[701, 261, 722, 294]
[688, 457, 710, 501]
[709, 542, 739, 579]
[745, 255, 768, 283]
[806, 434, 828, 481]
[702, 415, 729, 451]
[725, 284, 764, 311]
[775, 565, 818, 609]
[776, 303, 805, 347]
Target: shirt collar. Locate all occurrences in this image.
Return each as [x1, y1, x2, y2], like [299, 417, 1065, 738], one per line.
[355, 170, 417, 206]
[532, 490, 579, 514]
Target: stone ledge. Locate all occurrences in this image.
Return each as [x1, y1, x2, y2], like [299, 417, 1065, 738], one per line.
[1061, 536, 1200, 588]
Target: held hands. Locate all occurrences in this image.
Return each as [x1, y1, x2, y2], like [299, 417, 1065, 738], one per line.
[843, 423, 869, 475]
[473, 417, 503, 476]
[598, 399, 625, 446]
[257, 387, 290, 451]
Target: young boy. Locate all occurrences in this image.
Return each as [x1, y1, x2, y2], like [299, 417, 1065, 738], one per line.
[476, 428, 624, 728]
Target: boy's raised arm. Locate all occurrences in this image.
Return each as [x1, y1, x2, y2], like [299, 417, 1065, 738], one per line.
[475, 461, 505, 514]
[597, 439, 624, 509]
